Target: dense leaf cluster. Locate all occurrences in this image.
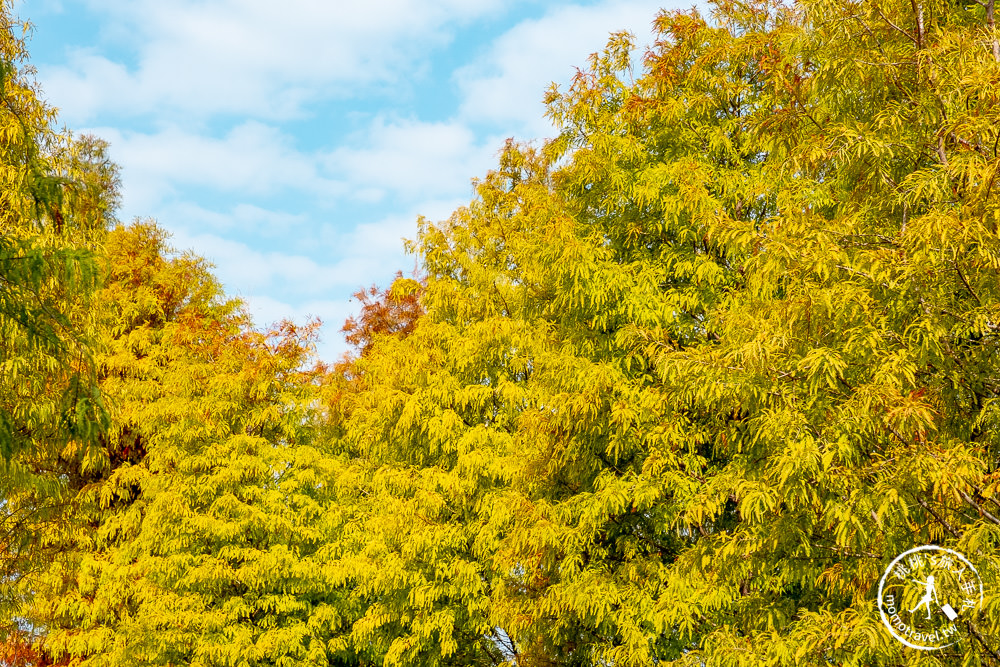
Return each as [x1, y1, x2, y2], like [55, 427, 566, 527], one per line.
[4, 0, 1000, 665]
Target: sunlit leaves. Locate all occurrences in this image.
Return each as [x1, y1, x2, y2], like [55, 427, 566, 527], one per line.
[337, 0, 1000, 663]
[6, 0, 1000, 664]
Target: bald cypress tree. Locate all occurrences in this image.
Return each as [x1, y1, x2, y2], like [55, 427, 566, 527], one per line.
[0, 1, 117, 651]
[332, 1, 1000, 664]
[7, 0, 1000, 664]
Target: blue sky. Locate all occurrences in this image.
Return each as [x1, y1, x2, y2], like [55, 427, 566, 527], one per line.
[15, 0, 687, 361]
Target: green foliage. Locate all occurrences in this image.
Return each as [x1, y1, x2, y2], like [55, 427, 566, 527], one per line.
[0, 1, 111, 462]
[0, 0, 117, 643]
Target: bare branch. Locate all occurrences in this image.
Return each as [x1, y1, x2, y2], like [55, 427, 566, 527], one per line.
[874, 6, 919, 46]
[914, 496, 961, 539]
[954, 260, 983, 306]
[958, 489, 1000, 526]
[968, 622, 1000, 664]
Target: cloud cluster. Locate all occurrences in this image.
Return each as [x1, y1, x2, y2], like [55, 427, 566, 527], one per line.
[42, 0, 511, 122]
[325, 117, 501, 202]
[91, 122, 340, 214]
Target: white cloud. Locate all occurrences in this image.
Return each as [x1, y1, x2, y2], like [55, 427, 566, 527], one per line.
[166, 203, 443, 360]
[37, 52, 130, 121]
[87, 122, 339, 215]
[170, 231, 362, 296]
[325, 117, 502, 202]
[456, 0, 675, 138]
[155, 201, 310, 236]
[168, 201, 438, 298]
[39, 0, 516, 123]
[343, 198, 464, 258]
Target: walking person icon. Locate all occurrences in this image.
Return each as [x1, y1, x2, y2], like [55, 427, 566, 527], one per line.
[909, 574, 939, 620]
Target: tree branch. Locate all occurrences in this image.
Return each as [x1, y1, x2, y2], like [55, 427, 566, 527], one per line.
[954, 260, 983, 306]
[874, 6, 919, 46]
[958, 489, 1000, 526]
[968, 622, 1000, 665]
[914, 495, 961, 538]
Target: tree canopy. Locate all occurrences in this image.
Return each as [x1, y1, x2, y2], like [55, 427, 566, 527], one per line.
[4, 0, 1000, 665]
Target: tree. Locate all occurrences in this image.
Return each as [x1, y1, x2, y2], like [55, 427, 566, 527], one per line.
[0, 7, 111, 462]
[0, 1, 118, 653]
[341, 272, 424, 361]
[8, 0, 1000, 664]
[15, 223, 356, 666]
[330, 0, 1000, 664]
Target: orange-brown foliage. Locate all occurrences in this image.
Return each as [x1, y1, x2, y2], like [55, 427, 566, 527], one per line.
[341, 271, 424, 359]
